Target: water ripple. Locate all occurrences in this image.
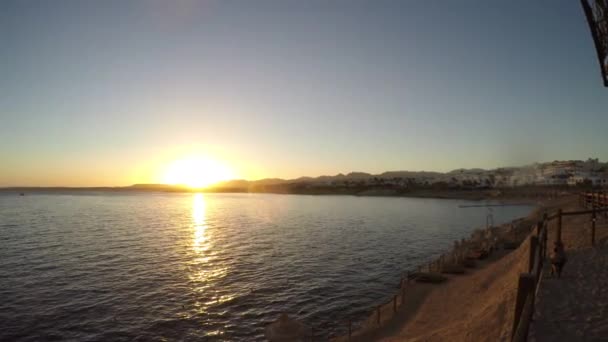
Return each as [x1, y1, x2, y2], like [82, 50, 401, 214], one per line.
[0, 192, 532, 341]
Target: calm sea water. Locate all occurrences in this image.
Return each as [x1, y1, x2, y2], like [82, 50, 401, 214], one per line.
[0, 192, 533, 341]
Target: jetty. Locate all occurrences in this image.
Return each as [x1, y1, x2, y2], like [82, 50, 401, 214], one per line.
[458, 203, 530, 208]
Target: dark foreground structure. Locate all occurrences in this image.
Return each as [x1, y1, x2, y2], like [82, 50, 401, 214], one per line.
[582, 0, 608, 86]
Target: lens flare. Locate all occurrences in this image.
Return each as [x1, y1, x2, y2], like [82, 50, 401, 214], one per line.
[162, 157, 235, 188]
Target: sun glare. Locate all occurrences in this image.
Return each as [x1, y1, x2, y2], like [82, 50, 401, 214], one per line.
[162, 157, 235, 188]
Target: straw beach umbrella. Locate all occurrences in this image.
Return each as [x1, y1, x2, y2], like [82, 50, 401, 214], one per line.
[265, 313, 309, 342]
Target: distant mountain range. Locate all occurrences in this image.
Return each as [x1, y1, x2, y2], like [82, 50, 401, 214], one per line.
[2, 158, 605, 193]
[213, 170, 445, 188]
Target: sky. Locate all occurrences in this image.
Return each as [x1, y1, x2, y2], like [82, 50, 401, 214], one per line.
[2, 0, 608, 186]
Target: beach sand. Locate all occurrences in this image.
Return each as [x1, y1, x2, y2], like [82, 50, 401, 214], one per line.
[337, 195, 577, 342]
[372, 234, 532, 342]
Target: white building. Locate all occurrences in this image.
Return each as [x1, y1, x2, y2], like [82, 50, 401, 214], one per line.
[567, 172, 608, 187]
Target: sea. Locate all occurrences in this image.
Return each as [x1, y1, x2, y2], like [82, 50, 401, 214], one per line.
[0, 192, 534, 341]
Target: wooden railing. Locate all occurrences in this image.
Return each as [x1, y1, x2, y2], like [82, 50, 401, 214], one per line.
[326, 191, 608, 341]
[511, 219, 547, 342]
[305, 191, 608, 341]
[580, 191, 608, 209]
[326, 226, 503, 341]
[511, 192, 608, 341]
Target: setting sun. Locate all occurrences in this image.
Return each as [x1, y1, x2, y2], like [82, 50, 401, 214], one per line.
[162, 157, 236, 188]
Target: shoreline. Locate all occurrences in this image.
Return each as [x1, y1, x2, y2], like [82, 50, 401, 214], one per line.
[332, 195, 570, 341]
[0, 186, 570, 204]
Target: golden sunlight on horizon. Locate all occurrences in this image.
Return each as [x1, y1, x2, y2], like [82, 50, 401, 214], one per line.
[162, 156, 236, 188]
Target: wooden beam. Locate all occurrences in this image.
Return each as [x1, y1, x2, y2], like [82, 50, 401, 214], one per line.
[557, 209, 563, 243]
[581, 0, 608, 87]
[512, 274, 535, 339]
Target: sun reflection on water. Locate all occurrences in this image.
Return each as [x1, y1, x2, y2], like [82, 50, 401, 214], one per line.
[189, 194, 228, 294]
[192, 193, 208, 254]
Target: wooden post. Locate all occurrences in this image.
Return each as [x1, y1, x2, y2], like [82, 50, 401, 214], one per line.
[592, 208, 596, 246]
[393, 295, 397, 313]
[583, 192, 586, 206]
[604, 192, 608, 218]
[348, 320, 352, 340]
[557, 209, 563, 243]
[583, 192, 586, 208]
[401, 284, 406, 305]
[311, 326, 314, 342]
[376, 306, 381, 325]
[536, 222, 543, 256]
[511, 274, 535, 339]
[542, 212, 548, 258]
[594, 192, 598, 208]
[542, 227, 547, 261]
[543, 222, 548, 259]
[529, 236, 538, 273]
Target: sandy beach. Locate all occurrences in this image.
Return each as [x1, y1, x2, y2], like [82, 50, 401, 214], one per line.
[334, 195, 585, 342]
[365, 193, 608, 342]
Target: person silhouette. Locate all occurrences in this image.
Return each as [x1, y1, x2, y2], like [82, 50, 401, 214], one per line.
[550, 241, 567, 278]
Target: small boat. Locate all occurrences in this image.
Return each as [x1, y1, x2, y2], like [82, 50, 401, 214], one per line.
[19, 193, 25, 196]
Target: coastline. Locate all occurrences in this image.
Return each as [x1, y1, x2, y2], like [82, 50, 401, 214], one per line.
[6, 186, 583, 340]
[331, 194, 572, 342]
[0, 185, 570, 204]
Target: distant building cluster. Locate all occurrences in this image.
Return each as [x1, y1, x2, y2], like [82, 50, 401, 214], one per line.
[303, 158, 608, 189]
[508, 158, 607, 187]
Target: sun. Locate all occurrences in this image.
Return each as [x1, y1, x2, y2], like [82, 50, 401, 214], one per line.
[162, 157, 235, 188]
